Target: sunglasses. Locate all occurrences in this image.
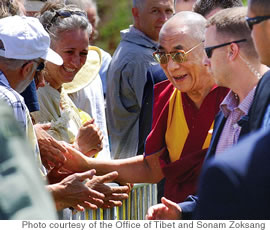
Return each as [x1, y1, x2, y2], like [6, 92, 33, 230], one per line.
[48, 10, 87, 30]
[32, 61, 45, 87]
[246, 15, 270, 30]
[34, 61, 45, 72]
[153, 41, 204, 65]
[21, 60, 45, 72]
[204, 39, 247, 59]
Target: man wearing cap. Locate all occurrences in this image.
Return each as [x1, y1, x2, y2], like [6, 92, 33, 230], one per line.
[0, 15, 125, 214]
[0, 15, 62, 169]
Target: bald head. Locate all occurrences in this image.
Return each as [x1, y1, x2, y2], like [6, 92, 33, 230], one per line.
[159, 11, 206, 43]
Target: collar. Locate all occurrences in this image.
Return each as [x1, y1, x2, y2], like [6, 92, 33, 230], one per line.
[0, 71, 11, 88]
[220, 87, 256, 118]
[120, 25, 158, 50]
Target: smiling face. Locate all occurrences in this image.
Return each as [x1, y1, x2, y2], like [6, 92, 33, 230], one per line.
[45, 28, 89, 89]
[159, 25, 208, 94]
[133, 0, 174, 41]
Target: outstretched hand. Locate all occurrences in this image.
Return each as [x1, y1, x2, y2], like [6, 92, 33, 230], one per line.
[146, 197, 182, 220]
[85, 171, 130, 209]
[34, 123, 67, 169]
[48, 169, 105, 212]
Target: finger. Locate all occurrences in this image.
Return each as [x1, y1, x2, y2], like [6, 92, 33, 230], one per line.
[104, 193, 129, 201]
[103, 200, 122, 209]
[38, 123, 52, 130]
[72, 204, 85, 212]
[75, 170, 96, 182]
[146, 207, 155, 220]
[82, 119, 95, 126]
[82, 202, 98, 210]
[84, 197, 104, 208]
[97, 171, 119, 184]
[110, 185, 130, 194]
[161, 197, 177, 209]
[51, 139, 68, 153]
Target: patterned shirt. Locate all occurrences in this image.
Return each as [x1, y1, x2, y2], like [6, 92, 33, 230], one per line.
[215, 87, 256, 155]
[0, 71, 27, 129]
[0, 71, 45, 174]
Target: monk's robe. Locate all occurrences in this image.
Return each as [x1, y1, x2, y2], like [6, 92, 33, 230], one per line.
[145, 80, 229, 203]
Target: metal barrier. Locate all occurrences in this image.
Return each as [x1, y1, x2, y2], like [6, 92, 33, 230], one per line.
[58, 183, 157, 220]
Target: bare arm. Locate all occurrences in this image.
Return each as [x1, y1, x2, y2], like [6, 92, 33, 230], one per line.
[61, 145, 165, 184]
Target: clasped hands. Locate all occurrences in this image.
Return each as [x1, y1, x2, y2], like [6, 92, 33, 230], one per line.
[34, 122, 130, 210]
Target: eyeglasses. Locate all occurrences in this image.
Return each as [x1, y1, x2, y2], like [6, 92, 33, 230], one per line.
[33, 61, 45, 72]
[21, 60, 45, 72]
[204, 39, 247, 58]
[33, 61, 45, 86]
[246, 15, 270, 30]
[48, 10, 87, 30]
[153, 41, 204, 65]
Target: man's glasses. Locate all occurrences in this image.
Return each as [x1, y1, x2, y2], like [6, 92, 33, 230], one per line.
[204, 39, 247, 59]
[33, 61, 45, 87]
[47, 10, 87, 30]
[246, 16, 270, 30]
[21, 60, 45, 72]
[33, 61, 45, 72]
[153, 41, 204, 65]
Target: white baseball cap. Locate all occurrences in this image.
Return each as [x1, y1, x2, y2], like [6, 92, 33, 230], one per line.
[0, 15, 63, 65]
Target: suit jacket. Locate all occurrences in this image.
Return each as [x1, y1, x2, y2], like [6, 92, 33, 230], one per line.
[194, 128, 270, 219]
[180, 70, 270, 219]
[247, 70, 270, 131]
[179, 109, 249, 219]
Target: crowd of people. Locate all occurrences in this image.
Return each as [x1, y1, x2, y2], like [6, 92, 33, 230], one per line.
[0, 0, 269, 220]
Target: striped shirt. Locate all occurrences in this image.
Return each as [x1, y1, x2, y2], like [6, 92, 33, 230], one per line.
[0, 71, 27, 129]
[0, 71, 45, 175]
[215, 87, 256, 155]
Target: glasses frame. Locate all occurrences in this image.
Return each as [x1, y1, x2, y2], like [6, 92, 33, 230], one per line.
[204, 39, 247, 59]
[246, 15, 270, 30]
[153, 41, 204, 65]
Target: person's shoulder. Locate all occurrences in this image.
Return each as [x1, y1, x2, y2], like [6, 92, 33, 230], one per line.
[209, 128, 270, 174]
[0, 85, 24, 107]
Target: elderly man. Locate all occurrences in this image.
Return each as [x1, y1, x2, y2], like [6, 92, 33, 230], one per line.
[146, 6, 268, 220]
[58, 11, 228, 205]
[106, 0, 174, 159]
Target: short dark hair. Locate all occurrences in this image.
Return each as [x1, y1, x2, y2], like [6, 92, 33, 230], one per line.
[193, 0, 243, 17]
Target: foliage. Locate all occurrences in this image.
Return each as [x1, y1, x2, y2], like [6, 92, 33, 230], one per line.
[95, 0, 133, 55]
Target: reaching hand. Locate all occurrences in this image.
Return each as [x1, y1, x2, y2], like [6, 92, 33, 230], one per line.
[74, 119, 103, 157]
[85, 171, 130, 209]
[34, 123, 67, 169]
[145, 197, 182, 220]
[48, 169, 105, 211]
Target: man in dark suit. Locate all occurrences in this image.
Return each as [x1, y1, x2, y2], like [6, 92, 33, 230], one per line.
[245, 0, 270, 132]
[194, 0, 270, 219]
[184, 119, 270, 218]
[146, 6, 268, 220]
[194, 128, 270, 219]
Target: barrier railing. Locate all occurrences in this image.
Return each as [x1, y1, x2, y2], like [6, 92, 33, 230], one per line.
[58, 183, 157, 220]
